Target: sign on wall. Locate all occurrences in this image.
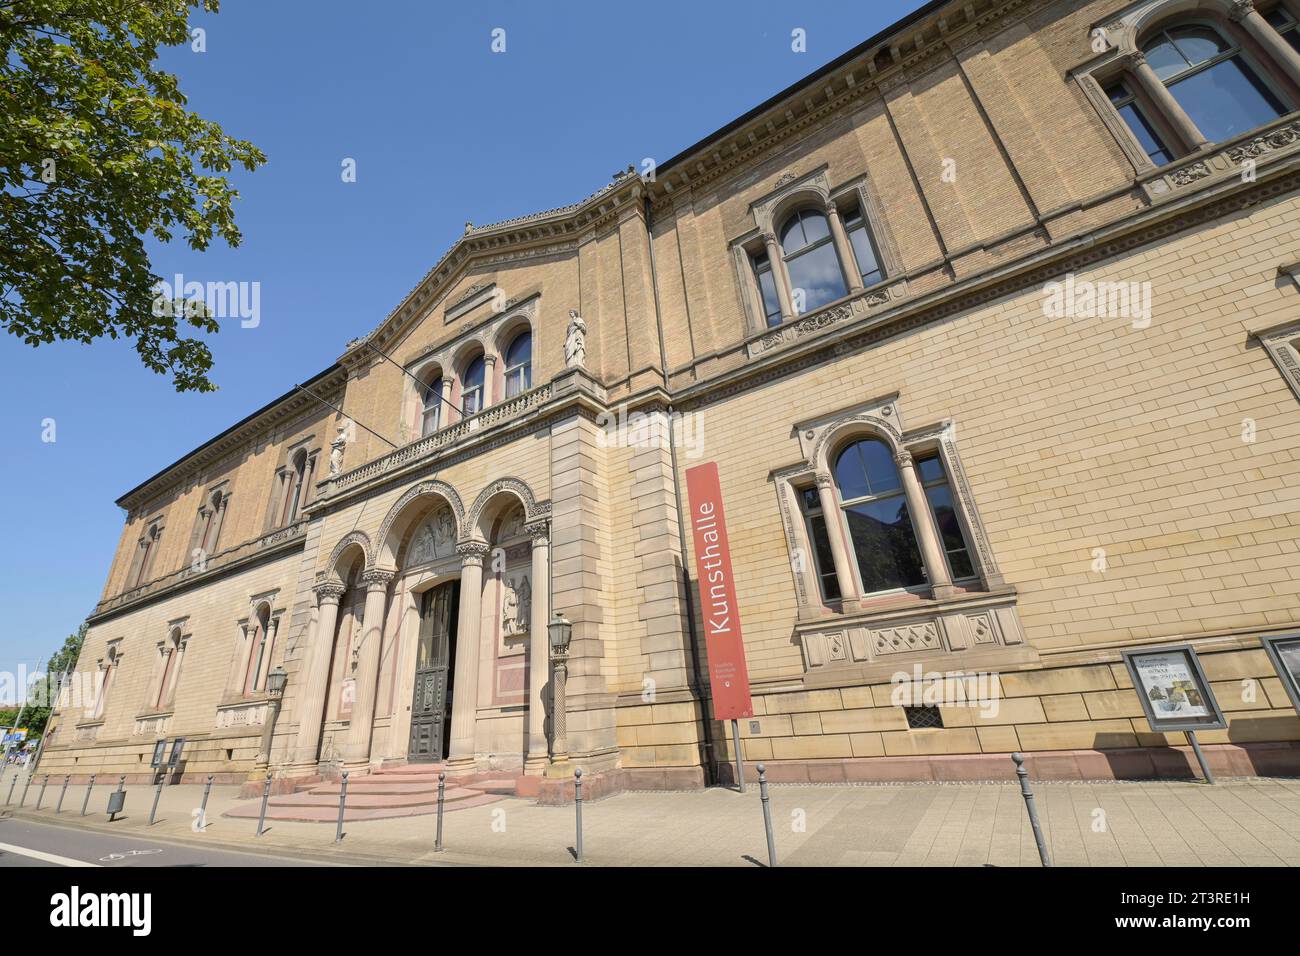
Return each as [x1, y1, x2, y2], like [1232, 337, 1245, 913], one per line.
[685, 462, 754, 721]
[167, 737, 186, 767]
[1261, 632, 1300, 715]
[2, 728, 27, 747]
[150, 739, 167, 769]
[1121, 644, 1227, 733]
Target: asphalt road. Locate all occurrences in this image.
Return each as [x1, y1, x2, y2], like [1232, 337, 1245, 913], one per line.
[0, 817, 331, 867]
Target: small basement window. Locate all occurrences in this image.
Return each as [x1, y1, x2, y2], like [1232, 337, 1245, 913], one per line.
[904, 705, 944, 729]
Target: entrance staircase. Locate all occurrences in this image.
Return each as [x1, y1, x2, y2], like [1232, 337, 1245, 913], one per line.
[224, 763, 520, 823]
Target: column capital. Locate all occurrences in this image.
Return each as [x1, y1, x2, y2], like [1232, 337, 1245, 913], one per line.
[814, 472, 834, 490]
[524, 519, 550, 545]
[1123, 50, 1147, 68]
[483, 353, 498, 366]
[893, 448, 915, 468]
[456, 540, 491, 565]
[313, 581, 347, 605]
[825, 199, 839, 215]
[360, 568, 394, 591]
[1227, 0, 1254, 23]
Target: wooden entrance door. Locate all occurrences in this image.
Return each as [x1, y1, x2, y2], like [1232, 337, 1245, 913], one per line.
[408, 581, 459, 761]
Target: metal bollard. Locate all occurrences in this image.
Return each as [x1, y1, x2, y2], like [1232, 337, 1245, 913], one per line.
[149, 778, 163, 826]
[56, 775, 70, 813]
[256, 772, 272, 837]
[334, 771, 349, 844]
[435, 771, 446, 852]
[574, 767, 584, 863]
[35, 774, 49, 810]
[757, 763, 777, 867]
[81, 775, 96, 816]
[20, 773, 32, 807]
[198, 774, 213, 831]
[6, 773, 17, 806]
[1012, 753, 1051, 867]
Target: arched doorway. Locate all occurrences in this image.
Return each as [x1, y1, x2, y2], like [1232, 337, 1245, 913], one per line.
[409, 580, 459, 760]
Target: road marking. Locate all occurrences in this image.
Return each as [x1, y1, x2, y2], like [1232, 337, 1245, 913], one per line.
[0, 841, 101, 867]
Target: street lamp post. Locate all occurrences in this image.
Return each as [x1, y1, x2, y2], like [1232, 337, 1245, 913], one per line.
[547, 613, 573, 765]
[254, 666, 288, 776]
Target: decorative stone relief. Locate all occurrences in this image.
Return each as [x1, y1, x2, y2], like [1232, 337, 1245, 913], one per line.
[215, 700, 269, 729]
[406, 505, 457, 567]
[133, 714, 171, 737]
[797, 593, 1029, 675]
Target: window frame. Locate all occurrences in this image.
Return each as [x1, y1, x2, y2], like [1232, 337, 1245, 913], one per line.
[461, 353, 486, 416]
[779, 206, 849, 314]
[915, 451, 979, 585]
[503, 329, 533, 399]
[795, 484, 843, 604]
[832, 437, 930, 599]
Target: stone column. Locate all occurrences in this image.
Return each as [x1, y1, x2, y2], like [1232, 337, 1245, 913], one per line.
[762, 231, 796, 321]
[1125, 51, 1210, 151]
[826, 200, 864, 294]
[341, 569, 393, 769]
[815, 472, 861, 609]
[482, 354, 498, 408]
[447, 541, 489, 771]
[524, 522, 551, 774]
[895, 449, 955, 599]
[291, 582, 345, 770]
[1231, 1, 1300, 90]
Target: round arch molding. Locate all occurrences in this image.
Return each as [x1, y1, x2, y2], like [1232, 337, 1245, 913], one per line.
[373, 479, 467, 569]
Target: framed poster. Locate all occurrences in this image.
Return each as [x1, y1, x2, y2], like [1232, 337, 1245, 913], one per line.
[167, 737, 186, 767]
[149, 739, 167, 769]
[1121, 644, 1226, 733]
[1261, 632, 1300, 715]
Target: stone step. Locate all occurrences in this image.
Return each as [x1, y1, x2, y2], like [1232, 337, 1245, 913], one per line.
[372, 763, 447, 775]
[264, 787, 487, 810]
[223, 790, 503, 823]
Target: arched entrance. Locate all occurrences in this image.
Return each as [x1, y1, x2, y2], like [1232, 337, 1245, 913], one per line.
[409, 580, 459, 761]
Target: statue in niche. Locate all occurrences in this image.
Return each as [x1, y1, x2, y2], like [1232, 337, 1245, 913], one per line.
[565, 309, 587, 369]
[502, 576, 520, 635]
[516, 575, 531, 631]
[502, 572, 530, 636]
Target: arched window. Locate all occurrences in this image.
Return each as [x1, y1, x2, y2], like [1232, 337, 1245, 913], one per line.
[156, 627, 184, 708]
[780, 208, 848, 313]
[461, 354, 485, 415]
[504, 330, 532, 398]
[281, 450, 308, 525]
[245, 604, 274, 695]
[833, 439, 925, 594]
[133, 523, 161, 587]
[1142, 24, 1286, 143]
[1266, 5, 1300, 53]
[421, 374, 445, 437]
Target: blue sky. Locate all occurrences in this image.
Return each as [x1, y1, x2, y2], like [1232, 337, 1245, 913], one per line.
[0, 0, 916, 685]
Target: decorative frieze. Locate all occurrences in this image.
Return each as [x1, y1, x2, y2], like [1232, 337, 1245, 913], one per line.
[215, 700, 270, 730]
[796, 591, 1031, 679]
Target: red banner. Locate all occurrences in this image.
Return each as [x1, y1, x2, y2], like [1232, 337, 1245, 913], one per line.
[685, 462, 754, 721]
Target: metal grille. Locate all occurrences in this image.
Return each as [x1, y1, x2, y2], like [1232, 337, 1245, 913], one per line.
[904, 705, 944, 729]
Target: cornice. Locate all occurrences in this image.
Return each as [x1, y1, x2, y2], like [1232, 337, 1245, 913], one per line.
[117, 366, 348, 515]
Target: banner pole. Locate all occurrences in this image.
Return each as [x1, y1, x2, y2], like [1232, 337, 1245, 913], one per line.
[731, 719, 745, 793]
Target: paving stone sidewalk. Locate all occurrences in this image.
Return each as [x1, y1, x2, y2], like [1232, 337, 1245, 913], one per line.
[4, 768, 1299, 866]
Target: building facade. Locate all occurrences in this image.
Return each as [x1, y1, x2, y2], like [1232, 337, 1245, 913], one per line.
[43, 0, 1300, 789]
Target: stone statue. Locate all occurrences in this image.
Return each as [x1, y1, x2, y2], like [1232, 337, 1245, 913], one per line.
[502, 576, 521, 635]
[516, 575, 531, 631]
[329, 423, 348, 476]
[565, 309, 587, 369]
